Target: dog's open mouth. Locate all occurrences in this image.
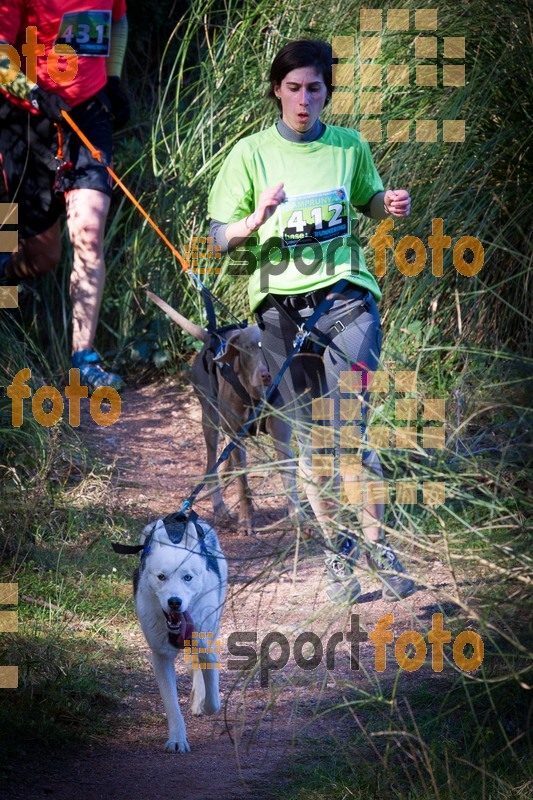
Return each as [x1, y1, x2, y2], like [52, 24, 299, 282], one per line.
[163, 609, 194, 646]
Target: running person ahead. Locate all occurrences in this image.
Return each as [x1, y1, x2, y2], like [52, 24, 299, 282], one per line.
[209, 40, 415, 602]
[0, 0, 130, 391]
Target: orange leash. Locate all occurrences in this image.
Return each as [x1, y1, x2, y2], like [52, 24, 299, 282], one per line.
[60, 110, 189, 272]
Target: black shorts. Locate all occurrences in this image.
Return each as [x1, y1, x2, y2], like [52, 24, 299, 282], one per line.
[0, 91, 113, 239]
[256, 284, 382, 470]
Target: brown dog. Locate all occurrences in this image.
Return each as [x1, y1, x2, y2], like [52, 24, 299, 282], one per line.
[147, 291, 299, 534]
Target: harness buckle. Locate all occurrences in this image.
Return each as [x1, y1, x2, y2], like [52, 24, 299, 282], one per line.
[332, 320, 346, 334]
[293, 326, 309, 349]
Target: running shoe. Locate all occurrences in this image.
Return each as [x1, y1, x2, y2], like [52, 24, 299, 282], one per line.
[71, 349, 125, 393]
[366, 541, 416, 601]
[325, 534, 361, 604]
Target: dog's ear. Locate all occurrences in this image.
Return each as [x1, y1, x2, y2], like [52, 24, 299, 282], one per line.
[147, 519, 169, 547]
[182, 519, 200, 551]
[139, 521, 156, 546]
[213, 329, 242, 367]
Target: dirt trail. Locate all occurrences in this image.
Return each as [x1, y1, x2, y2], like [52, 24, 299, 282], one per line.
[6, 379, 460, 800]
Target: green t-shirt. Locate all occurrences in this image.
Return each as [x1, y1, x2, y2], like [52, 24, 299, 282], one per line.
[208, 123, 384, 312]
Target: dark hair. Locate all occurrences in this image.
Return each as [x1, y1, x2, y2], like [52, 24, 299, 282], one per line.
[267, 40, 333, 108]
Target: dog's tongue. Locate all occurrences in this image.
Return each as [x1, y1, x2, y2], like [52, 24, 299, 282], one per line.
[166, 609, 195, 648]
[179, 610, 194, 643]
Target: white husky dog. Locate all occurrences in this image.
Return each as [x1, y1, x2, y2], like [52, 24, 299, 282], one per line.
[134, 512, 227, 753]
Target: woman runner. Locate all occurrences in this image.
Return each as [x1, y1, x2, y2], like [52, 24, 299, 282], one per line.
[208, 39, 415, 603]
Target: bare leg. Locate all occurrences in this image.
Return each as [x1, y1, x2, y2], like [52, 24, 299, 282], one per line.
[300, 452, 383, 545]
[9, 219, 62, 278]
[65, 188, 110, 354]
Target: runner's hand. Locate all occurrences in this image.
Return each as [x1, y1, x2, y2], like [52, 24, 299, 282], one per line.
[384, 189, 411, 217]
[105, 76, 131, 129]
[253, 183, 286, 227]
[29, 86, 71, 122]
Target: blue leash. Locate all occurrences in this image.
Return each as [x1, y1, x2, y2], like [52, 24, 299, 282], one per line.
[179, 279, 350, 516]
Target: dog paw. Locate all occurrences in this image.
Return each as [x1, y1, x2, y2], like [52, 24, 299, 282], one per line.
[190, 700, 204, 716]
[164, 738, 190, 754]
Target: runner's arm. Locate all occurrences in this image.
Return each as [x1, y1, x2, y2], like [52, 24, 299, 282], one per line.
[107, 14, 128, 77]
[209, 182, 286, 252]
[357, 190, 411, 219]
[105, 14, 130, 128]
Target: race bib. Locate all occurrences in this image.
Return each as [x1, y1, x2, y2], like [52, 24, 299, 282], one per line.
[277, 187, 350, 247]
[55, 11, 112, 57]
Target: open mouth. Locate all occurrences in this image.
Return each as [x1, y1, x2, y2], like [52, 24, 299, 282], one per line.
[163, 609, 194, 644]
